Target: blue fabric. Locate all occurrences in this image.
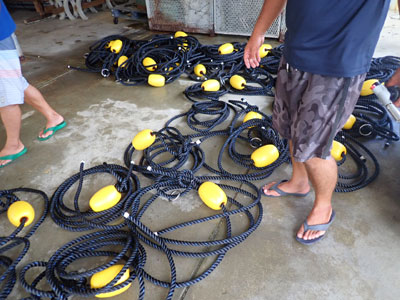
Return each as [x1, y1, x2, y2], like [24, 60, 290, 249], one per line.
[0, 0, 16, 40]
[0, 35, 16, 50]
[284, 0, 390, 77]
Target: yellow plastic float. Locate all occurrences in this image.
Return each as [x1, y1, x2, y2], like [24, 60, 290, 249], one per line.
[360, 79, 381, 96]
[89, 185, 122, 212]
[201, 79, 220, 92]
[117, 56, 128, 67]
[7, 201, 35, 227]
[229, 75, 246, 90]
[243, 111, 263, 123]
[91, 265, 131, 298]
[331, 141, 347, 161]
[174, 31, 188, 38]
[132, 129, 156, 150]
[142, 57, 157, 71]
[198, 182, 227, 210]
[259, 44, 272, 58]
[109, 40, 123, 54]
[251, 145, 279, 168]
[218, 43, 234, 55]
[343, 114, 356, 130]
[194, 64, 206, 77]
[148, 74, 165, 87]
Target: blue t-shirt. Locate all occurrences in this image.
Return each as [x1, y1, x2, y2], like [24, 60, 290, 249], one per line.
[284, 0, 390, 77]
[0, 0, 16, 40]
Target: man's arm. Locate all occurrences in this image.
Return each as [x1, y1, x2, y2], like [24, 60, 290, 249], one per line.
[244, 0, 287, 69]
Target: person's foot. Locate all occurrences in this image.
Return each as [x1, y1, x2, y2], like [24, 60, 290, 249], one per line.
[38, 114, 65, 139]
[0, 143, 25, 167]
[297, 205, 333, 241]
[262, 179, 310, 197]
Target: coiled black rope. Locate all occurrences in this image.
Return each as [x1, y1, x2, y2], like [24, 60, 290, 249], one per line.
[19, 229, 163, 300]
[165, 100, 236, 133]
[184, 81, 230, 102]
[226, 68, 275, 97]
[122, 167, 262, 289]
[335, 131, 380, 192]
[259, 44, 284, 75]
[345, 98, 399, 142]
[0, 188, 49, 298]
[366, 56, 400, 82]
[50, 162, 140, 231]
[124, 127, 205, 180]
[68, 35, 134, 78]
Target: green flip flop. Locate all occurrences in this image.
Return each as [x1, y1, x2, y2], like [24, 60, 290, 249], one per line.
[0, 147, 28, 168]
[38, 120, 67, 141]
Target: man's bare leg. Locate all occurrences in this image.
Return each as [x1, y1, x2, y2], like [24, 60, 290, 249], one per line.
[262, 140, 310, 196]
[386, 67, 400, 107]
[0, 105, 25, 166]
[297, 156, 336, 241]
[23, 85, 64, 139]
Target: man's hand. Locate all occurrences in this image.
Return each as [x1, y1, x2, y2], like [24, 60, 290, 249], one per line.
[244, 34, 265, 69]
[394, 98, 400, 108]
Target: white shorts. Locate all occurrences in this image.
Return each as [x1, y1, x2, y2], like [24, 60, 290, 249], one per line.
[0, 36, 29, 108]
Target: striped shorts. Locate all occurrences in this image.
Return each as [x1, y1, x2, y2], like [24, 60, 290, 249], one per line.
[272, 57, 365, 162]
[0, 35, 29, 108]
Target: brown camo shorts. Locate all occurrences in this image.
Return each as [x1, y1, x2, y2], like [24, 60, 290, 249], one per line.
[272, 57, 366, 162]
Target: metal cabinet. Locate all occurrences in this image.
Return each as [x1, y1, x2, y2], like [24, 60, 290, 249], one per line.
[145, 0, 285, 38]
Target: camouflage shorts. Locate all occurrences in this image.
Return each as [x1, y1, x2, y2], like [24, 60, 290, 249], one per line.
[272, 57, 366, 162]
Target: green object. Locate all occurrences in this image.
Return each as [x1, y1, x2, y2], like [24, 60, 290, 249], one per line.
[0, 147, 27, 168]
[37, 120, 67, 141]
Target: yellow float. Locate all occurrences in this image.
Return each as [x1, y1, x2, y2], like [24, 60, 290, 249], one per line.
[7, 201, 35, 227]
[148, 74, 165, 87]
[91, 265, 131, 298]
[251, 145, 279, 168]
[218, 43, 234, 55]
[89, 185, 122, 212]
[229, 75, 246, 90]
[201, 79, 220, 92]
[198, 182, 228, 210]
[132, 129, 156, 150]
[331, 141, 347, 161]
[343, 114, 356, 130]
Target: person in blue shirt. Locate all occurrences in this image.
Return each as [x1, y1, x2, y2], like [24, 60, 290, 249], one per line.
[244, 0, 390, 244]
[0, 0, 66, 168]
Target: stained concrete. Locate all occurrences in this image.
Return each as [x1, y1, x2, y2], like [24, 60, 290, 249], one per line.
[1, 8, 400, 300]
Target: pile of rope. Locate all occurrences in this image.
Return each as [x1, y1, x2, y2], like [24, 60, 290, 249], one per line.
[21, 99, 273, 298]
[70, 33, 280, 97]
[7, 33, 398, 299]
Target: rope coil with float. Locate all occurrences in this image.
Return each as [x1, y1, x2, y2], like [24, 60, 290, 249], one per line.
[0, 188, 49, 299]
[50, 162, 140, 231]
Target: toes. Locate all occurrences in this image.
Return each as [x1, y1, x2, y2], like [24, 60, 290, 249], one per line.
[262, 182, 278, 196]
[315, 230, 325, 239]
[297, 224, 305, 239]
[297, 226, 326, 241]
[0, 160, 11, 166]
[303, 230, 325, 241]
[39, 130, 53, 138]
[304, 230, 312, 240]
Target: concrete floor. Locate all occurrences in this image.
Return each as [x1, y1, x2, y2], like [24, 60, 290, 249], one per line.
[1, 8, 400, 300]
